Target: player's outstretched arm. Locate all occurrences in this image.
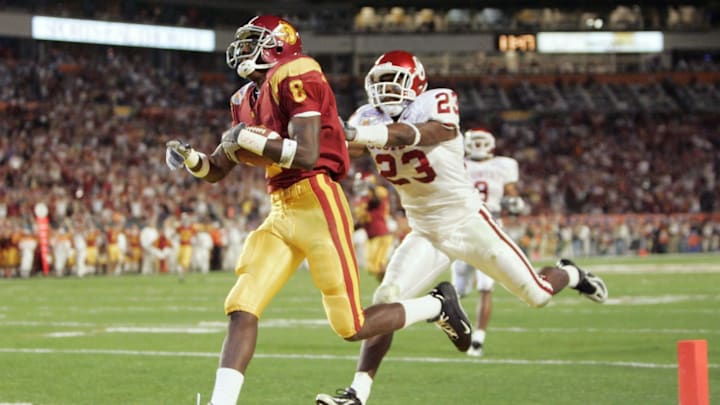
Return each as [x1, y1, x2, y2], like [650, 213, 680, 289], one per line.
[165, 139, 237, 183]
[346, 120, 456, 148]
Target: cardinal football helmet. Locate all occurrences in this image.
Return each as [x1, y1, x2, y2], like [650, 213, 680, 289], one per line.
[365, 50, 428, 117]
[226, 15, 302, 78]
[465, 128, 495, 160]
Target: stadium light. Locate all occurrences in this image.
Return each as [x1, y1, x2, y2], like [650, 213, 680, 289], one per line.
[31, 16, 215, 52]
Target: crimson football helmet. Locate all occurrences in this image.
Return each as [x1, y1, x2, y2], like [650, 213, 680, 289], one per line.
[226, 15, 303, 78]
[465, 128, 495, 160]
[365, 50, 428, 117]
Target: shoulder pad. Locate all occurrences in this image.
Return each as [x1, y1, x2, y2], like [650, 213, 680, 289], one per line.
[230, 82, 255, 105]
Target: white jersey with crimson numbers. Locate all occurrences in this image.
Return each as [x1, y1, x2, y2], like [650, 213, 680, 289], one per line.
[465, 156, 519, 215]
[348, 88, 480, 235]
[348, 86, 554, 314]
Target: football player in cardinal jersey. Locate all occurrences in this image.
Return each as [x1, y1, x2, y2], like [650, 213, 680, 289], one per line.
[353, 173, 394, 282]
[451, 128, 526, 357]
[165, 17, 471, 405]
[316, 50, 608, 405]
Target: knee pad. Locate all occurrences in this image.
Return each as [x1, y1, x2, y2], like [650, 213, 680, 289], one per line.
[372, 283, 400, 304]
[224, 273, 262, 316]
[475, 271, 496, 292]
[525, 288, 552, 308]
[322, 293, 361, 339]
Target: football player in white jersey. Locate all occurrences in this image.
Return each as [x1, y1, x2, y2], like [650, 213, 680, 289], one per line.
[316, 50, 608, 405]
[451, 128, 526, 357]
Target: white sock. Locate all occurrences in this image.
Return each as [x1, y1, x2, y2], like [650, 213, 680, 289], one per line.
[350, 372, 373, 404]
[399, 295, 442, 328]
[560, 263, 581, 288]
[472, 329, 486, 343]
[210, 367, 244, 405]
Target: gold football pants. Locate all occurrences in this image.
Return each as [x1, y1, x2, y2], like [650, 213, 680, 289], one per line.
[365, 234, 393, 275]
[225, 173, 365, 338]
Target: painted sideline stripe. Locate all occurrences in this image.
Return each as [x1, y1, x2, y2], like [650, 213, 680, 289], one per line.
[1, 347, 717, 370]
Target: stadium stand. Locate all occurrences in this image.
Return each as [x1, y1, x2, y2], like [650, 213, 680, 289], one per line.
[0, 2, 718, 277]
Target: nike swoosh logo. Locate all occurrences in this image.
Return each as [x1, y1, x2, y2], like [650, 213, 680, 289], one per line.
[462, 321, 471, 334]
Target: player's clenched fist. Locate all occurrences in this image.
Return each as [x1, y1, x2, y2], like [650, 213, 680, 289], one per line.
[342, 121, 357, 142]
[220, 122, 246, 163]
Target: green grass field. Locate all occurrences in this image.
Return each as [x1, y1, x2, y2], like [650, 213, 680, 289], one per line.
[1, 254, 718, 404]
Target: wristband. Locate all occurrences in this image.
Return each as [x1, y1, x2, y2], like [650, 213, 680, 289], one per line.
[278, 138, 297, 168]
[400, 121, 422, 146]
[186, 152, 210, 178]
[236, 128, 268, 156]
[353, 124, 389, 147]
[185, 149, 201, 167]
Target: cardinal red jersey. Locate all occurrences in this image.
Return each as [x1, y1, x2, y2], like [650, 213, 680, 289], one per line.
[106, 229, 120, 244]
[177, 225, 194, 246]
[230, 54, 348, 192]
[364, 189, 390, 238]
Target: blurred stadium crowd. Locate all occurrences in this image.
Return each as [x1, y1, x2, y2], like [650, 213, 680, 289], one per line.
[0, 2, 719, 278]
[1, 0, 717, 32]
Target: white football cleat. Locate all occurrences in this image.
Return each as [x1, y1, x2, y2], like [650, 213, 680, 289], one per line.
[466, 341, 484, 357]
[316, 387, 362, 405]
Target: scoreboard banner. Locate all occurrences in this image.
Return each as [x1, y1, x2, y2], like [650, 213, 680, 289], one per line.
[537, 31, 663, 53]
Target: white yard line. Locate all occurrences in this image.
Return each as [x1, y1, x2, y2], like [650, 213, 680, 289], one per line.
[1, 347, 717, 369]
[2, 319, 719, 335]
[583, 263, 720, 274]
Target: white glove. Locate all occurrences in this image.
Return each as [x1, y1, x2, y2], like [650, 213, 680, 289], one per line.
[220, 122, 247, 162]
[343, 121, 357, 142]
[501, 196, 526, 215]
[165, 140, 194, 170]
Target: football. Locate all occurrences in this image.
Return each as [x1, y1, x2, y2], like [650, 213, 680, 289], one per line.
[233, 126, 276, 167]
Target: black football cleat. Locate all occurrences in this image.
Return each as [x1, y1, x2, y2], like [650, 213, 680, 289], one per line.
[428, 281, 472, 352]
[557, 258, 608, 303]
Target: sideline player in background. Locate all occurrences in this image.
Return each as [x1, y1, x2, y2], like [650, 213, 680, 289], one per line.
[165, 16, 472, 405]
[451, 128, 526, 356]
[350, 173, 370, 270]
[316, 50, 608, 405]
[353, 173, 394, 282]
[175, 213, 195, 281]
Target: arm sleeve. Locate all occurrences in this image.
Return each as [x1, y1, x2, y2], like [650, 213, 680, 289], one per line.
[501, 157, 520, 184]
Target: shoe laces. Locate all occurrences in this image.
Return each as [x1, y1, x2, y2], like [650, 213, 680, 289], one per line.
[334, 388, 357, 399]
[435, 312, 459, 340]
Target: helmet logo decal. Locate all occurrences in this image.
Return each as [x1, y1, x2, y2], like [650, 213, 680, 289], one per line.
[413, 56, 426, 82]
[277, 21, 297, 45]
